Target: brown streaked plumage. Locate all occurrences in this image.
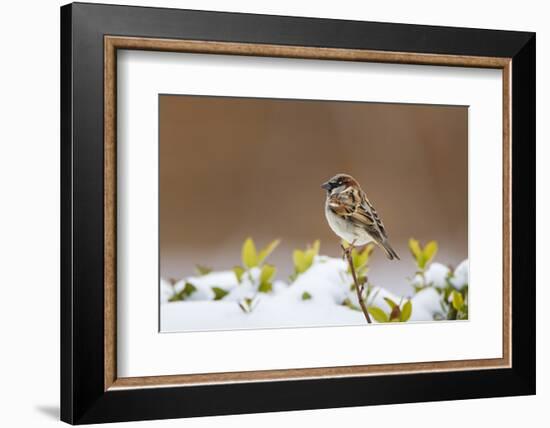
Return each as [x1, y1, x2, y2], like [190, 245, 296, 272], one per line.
[321, 173, 400, 260]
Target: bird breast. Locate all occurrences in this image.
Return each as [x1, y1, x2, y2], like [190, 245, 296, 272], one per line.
[324, 201, 373, 246]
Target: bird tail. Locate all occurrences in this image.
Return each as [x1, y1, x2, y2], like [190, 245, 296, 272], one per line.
[381, 241, 400, 260]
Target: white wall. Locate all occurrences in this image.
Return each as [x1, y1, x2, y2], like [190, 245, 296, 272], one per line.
[0, 0, 546, 427]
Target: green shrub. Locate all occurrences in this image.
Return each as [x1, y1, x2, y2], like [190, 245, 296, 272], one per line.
[291, 240, 320, 281]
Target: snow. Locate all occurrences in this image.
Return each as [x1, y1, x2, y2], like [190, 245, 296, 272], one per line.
[161, 299, 365, 331]
[411, 263, 451, 289]
[424, 263, 451, 288]
[285, 256, 350, 304]
[160, 278, 175, 303]
[161, 256, 468, 332]
[450, 260, 469, 288]
[409, 287, 442, 321]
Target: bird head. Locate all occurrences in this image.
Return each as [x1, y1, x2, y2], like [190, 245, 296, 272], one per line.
[321, 173, 358, 193]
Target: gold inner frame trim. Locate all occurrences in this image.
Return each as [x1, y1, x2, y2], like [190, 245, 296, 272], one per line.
[104, 35, 512, 391]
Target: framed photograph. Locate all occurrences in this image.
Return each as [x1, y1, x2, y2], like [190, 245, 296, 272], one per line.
[61, 2, 535, 424]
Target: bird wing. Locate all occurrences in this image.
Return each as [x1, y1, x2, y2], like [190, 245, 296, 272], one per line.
[328, 187, 388, 243]
[358, 195, 388, 240]
[327, 187, 359, 217]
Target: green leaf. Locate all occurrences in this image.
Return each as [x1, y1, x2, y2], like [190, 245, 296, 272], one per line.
[457, 306, 468, 320]
[349, 245, 371, 274]
[358, 243, 374, 267]
[400, 300, 412, 322]
[183, 282, 197, 296]
[423, 241, 438, 266]
[211, 287, 229, 300]
[168, 282, 196, 302]
[168, 294, 181, 302]
[233, 266, 245, 283]
[258, 239, 280, 264]
[451, 290, 464, 311]
[303, 249, 316, 268]
[238, 298, 253, 313]
[258, 282, 273, 293]
[311, 240, 321, 255]
[409, 238, 422, 261]
[195, 265, 212, 276]
[242, 238, 258, 268]
[258, 265, 275, 293]
[342, 298, 360, 311]
[413, 284, 425, 294]
[301, 291, 312, 301]
[447, 307, 458, 320]
[368, 306, 389, 323]
[293, 250, 308, 274]
[351, 248, 361, 270]
[238, 297, 258, 313]
[383, 297, 398, 310]
[260, 264, 276, 284]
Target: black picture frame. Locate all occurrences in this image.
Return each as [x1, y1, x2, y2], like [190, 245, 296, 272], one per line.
[61, 2, 535, 424]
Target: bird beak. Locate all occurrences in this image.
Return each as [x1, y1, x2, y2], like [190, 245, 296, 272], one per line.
[321, 181, 332, 191]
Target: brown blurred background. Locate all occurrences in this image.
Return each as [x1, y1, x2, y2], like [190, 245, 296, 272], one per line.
[160, 95, 467, 295]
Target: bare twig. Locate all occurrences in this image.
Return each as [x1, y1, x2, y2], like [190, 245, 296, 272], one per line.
[342, 243, 372, 324]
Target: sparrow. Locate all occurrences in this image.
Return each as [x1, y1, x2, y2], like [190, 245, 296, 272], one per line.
[322, 173, 400, 260]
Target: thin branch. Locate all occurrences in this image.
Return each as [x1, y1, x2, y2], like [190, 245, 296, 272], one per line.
[342, 244, 372, 324]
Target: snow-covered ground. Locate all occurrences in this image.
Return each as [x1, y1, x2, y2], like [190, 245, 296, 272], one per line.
[160, 255, 467, 332]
